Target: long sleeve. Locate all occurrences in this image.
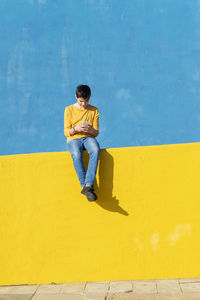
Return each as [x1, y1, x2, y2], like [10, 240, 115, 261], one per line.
[64, 107, 71, 137]
[92, 109, 99, 136]
[64, 104, 99, 142]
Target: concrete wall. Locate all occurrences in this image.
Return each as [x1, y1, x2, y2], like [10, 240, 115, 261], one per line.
[1, 0, 200, 155]
[1, 0, 200, 284]
[0, 143, 200, 284]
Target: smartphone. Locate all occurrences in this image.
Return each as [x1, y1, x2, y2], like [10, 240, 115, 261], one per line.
[82, 121, 89, 125]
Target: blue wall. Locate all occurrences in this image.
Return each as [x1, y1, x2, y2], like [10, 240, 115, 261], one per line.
[1, 0, 200, 155]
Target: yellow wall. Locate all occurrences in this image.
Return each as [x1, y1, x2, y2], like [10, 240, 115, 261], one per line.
[0, 143, 200, 285]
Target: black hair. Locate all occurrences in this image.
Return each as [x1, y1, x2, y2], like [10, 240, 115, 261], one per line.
[76, 84, 91, 99]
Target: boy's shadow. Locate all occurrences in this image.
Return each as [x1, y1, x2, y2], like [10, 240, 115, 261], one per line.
[83, 149, 129, 216]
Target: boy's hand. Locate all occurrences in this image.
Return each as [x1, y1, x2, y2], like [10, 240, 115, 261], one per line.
[74, 124, 83, 133]
[81, 124, 93, 134]
[74, 123, 93, 134]
[74, 123, 98, 137]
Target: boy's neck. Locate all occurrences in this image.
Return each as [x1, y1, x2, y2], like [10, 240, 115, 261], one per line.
[74, 103, 82, 109]
[74, 102, 89, 109]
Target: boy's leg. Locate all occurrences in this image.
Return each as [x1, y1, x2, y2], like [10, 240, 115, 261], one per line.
[83, 137, 100, 186]
[80, 137, 100, 201]
[67, 139, 86, 187]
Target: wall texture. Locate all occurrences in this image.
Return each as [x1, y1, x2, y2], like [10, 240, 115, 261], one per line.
[0, 0, 200, 155]
[1, 0, 200, 284]
[0, 143, 200, 285]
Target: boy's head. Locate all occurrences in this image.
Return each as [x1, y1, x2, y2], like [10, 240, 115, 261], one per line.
[75, 84, 91, 109]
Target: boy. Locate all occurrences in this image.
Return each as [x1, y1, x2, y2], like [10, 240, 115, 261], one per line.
[64, 84, 100, 201]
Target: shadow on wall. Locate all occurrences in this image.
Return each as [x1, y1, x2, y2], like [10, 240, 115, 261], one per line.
[83, 149, 129, 216]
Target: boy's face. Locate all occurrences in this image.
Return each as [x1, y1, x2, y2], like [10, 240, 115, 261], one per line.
[76, 96, 89, 109]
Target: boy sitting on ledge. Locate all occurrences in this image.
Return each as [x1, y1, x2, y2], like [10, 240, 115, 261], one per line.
[64, 84, 100, 201]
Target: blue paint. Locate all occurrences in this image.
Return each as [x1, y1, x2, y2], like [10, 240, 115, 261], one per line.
[0, 0, 200, 155]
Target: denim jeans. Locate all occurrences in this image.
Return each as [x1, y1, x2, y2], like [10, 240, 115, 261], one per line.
[67, 137, 100, 187]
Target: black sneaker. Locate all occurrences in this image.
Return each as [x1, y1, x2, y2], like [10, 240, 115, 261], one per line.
[81, 186, 97, 202]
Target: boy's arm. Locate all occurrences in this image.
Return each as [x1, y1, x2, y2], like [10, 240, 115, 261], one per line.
[80, 109, 99, 137]
[64, 107, 79, 137]
[64, 107, 72, 137]
[91, 109, 99, 137]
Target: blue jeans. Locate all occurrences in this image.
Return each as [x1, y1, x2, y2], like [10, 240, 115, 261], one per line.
[67, 137, 100, 187]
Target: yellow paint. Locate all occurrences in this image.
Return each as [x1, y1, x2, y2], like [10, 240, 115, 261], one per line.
[0, 142, 200, 285]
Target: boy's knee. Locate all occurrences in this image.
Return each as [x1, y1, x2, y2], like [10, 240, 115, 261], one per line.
[90, 145, 100, 156]
[71, 150, 82, 160]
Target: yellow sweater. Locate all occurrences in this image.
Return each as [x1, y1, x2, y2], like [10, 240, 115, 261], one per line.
[64, 104, 99, 142]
